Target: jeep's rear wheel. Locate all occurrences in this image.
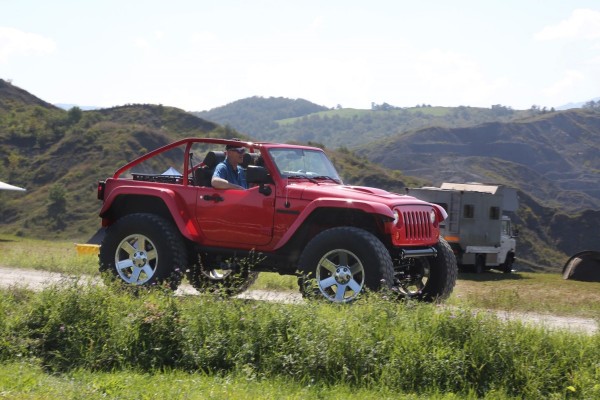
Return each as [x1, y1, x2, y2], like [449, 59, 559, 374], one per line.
[298, 227, 394, 303]
[396, 237, 457, 302]
[187, 255, 259, 296]
[99, 213, 186, 290]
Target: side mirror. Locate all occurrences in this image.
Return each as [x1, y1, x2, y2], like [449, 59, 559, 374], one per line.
[246, 166, 273, 195]
[246, 165, 272, 184]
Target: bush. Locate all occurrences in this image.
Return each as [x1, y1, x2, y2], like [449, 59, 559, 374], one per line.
[1, 284, 599, 398]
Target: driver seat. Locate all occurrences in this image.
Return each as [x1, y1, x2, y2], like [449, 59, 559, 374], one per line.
[194, 151, 225, 187]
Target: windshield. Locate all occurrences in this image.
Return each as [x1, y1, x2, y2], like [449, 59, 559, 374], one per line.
[268, 148, 341, 182]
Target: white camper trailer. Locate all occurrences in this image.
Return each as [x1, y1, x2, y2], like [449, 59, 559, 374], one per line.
[406, 183, 518, 273]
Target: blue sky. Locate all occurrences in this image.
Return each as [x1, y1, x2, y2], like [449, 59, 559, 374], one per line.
[1, 0, 599, 111]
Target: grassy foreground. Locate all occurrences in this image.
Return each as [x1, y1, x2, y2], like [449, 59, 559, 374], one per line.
[0, 282, 599, 399]
[1, 235, 600, 398]
[2, 234, 600, 319]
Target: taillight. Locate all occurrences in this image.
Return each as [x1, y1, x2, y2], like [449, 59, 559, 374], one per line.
[97, 181, 105, 200]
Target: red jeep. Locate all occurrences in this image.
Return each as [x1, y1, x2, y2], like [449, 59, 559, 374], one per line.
[97, 138, 457, 303]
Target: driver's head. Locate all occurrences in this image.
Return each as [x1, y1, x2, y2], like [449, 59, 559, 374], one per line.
[225, 143, 245, 164]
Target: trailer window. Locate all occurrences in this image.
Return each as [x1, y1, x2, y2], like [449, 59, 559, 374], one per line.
[463, 204, 474, 218]
[489, 206, 500, 220]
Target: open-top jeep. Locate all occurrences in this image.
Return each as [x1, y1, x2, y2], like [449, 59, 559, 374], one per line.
[97, 138, 457, 303]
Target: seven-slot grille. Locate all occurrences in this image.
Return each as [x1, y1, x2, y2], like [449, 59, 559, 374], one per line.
[401, 209, 433, 240]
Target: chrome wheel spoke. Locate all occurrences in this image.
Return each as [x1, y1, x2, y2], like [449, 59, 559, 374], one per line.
[116, 259, 134, 272]
[121, 241, 137, 256]
[334, 284, 348, 301]
[319, 276, 337, 290]
[130, 266, 143, 283]
[320, 258, 337, 273]
[348, 279, 362, 293]
[146, 249, 157, 262]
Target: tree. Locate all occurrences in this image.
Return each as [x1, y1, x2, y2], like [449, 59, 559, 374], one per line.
[67, 106, 82, 124]
[47, 184, 67, 230]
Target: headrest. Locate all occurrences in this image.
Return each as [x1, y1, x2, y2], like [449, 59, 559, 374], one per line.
[203, 151, 225, 168]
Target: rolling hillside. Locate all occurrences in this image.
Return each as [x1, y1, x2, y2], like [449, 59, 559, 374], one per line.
[357, 110, 600, 211]
[0, 80, 422, 241]
[196, 97, 534, 148]
[3, 80, 600, 270]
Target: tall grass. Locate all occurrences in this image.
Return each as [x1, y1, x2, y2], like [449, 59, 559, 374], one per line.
[1, 282, 599, 399]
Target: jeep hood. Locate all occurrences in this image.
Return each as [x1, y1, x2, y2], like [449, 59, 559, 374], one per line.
[289, 183, 432, 207]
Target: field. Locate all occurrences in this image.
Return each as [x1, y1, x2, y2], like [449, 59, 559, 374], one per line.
[2, 235, 599, 318]
[1, 235, 599, 399]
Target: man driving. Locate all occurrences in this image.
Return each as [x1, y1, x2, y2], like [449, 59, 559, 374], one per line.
[211, 144, 248, 190]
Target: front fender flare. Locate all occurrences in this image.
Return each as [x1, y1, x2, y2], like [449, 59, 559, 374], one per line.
[273, 197, 394, 250]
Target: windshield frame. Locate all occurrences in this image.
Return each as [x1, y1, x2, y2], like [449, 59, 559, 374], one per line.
[267, 147, 342, 183]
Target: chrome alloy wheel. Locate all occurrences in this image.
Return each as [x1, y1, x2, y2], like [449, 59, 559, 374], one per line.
[316, 249, 365, 302]
[115, 234, 158, 285]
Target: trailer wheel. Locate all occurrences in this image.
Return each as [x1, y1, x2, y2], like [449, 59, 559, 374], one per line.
[501, 252, 515, 274]
[475, 254, 486, 274]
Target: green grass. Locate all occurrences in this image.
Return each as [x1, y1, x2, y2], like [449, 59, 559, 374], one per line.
[0, 362, 510, 400]
[0, 283, 599, 399]
[448, 272, 600, 319]
[276, 106, 456, 125]
[0, 234, 98, 275]
[2, 234, 600, 319]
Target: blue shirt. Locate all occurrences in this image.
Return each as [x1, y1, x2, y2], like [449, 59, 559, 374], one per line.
[213, 159, 247, 189]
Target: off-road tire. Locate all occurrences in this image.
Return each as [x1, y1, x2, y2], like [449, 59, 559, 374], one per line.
[297, 226, 394, 303]
[186, 254, 259, 296]
[99, 213, 186, 290]
[418, 237, 458, 302]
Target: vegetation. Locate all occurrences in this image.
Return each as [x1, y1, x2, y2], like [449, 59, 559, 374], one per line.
[1, 234, 599, 398]
[196, 98, 535, 149]
[0, 281, 598, 399]
[2, 234, 600, 319]
[0, 84, 424, 242]
[2, 80, 600, 271]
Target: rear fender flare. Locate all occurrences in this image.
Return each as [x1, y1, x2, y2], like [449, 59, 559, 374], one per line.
[100, 186, 200, 242]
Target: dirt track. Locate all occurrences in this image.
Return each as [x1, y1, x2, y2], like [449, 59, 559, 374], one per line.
[0, 265, 597, 335]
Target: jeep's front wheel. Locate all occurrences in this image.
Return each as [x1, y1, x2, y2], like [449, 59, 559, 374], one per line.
[99, 213, 186, 290]
[298, 227, 394, 303]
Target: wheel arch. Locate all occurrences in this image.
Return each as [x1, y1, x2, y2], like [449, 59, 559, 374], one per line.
[100, 192, 198, 242]
[277, 207, 387, 265]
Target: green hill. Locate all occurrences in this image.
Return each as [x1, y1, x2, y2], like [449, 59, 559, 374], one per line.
[0, 81, 420, 241]
[196, 98, 533, 148]
[4, 80, 600, 270]
[355, 108, 600, 269]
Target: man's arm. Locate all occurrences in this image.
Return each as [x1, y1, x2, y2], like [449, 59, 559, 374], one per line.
[211, 176, 245, 190]
[211, 163, 245, 190]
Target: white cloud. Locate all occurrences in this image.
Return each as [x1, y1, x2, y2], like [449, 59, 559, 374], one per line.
[543, 70, 585, 97]
[397, 48, 506, 107]
[0, 27, 56, 63]
[535, 9, 600, 41]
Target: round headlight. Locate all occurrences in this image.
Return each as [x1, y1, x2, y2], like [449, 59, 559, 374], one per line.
[393, 210, 400, 225]
[430, 210, 436, 224]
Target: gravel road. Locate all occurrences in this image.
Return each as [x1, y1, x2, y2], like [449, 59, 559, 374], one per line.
[0, 265, 597, 335]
